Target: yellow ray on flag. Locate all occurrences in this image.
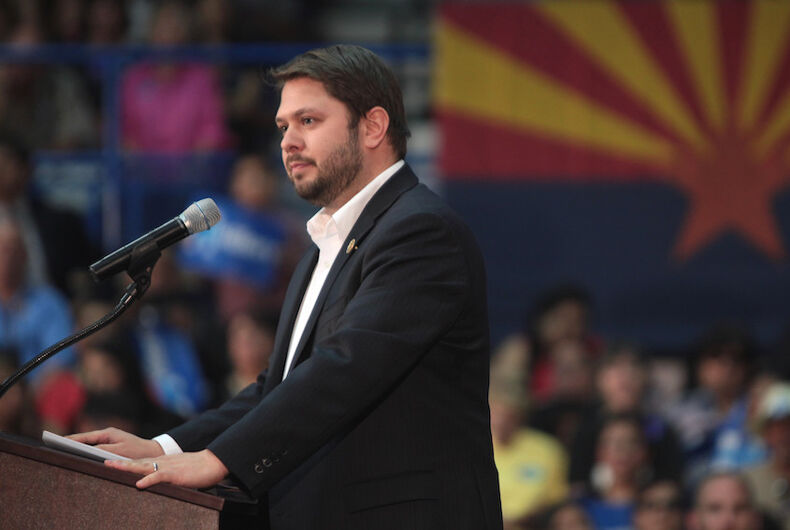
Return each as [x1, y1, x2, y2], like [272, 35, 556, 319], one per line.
[536, 0, 709, 154]
[665, 0, 726, 131]
[434, 20, 676, 166]
[738, 0, 790, 131]
[755, 88, 790, 157]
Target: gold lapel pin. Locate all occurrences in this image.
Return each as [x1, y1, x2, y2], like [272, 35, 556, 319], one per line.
[346, 238, 358, 254]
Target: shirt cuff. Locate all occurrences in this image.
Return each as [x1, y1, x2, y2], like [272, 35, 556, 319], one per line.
[153, 434, 183, 455]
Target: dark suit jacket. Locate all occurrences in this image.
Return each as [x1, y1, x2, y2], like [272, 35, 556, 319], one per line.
[169, 165, 503, 530]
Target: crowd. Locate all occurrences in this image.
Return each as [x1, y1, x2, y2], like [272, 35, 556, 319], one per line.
[490, 285, 790, 529]
[0, 1, 789, 530]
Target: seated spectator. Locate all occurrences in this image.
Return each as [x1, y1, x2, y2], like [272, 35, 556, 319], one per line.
[36, 338, 182, 437]
[0, 23, 97, 149]
[120, 0, 230, 152]
[569, 343, 684, 493]
[211, 154, 306, 320]
[526, 284, 601, 403]
[667, 325, 758, 485]
[687, 471, 766, 530]
[0, 218, 76, 386]
[0, 130, 97, 296]
[221, 309, 276, 401]
[489, 371, 569, 527]
[578, 412, 652, 530]
[129, 251, 211, 418]
[744, 382, 790, 528]
[633, 479, 684, 530]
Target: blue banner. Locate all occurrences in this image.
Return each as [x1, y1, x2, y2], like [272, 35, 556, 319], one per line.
[177, 196, 286, 288]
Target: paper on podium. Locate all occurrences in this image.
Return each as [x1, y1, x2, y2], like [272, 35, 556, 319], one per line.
[42, 430, 131, 462]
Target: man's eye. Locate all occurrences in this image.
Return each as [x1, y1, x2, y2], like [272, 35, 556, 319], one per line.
[302, 117, 314, 125]
[278, 125, 287, 135]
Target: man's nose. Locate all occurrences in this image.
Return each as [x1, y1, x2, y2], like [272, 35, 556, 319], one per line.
[280, 127, 302, 152]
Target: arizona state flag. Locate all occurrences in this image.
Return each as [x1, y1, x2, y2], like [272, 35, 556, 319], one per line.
[435, 0, 790, 349]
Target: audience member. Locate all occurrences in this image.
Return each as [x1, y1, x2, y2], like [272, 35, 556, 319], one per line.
[85, 0, 128, 45]
[213, 154, 306, 320]
[221, 309, 276, 401]
[527, 284, 601, 403]
[569, 343, 684, 492]
[120, 0, 230, 152]
[578, 412, 652, 530]
[127, 251, 211, 418]
[633, 479, 684, 530]
[0, 218, 76, 386]
[0, 130, 97, 296]
[688, 471, 764, 530]
[668, 326, 757, 485]
[744, 382, 790, 528]
[489, 370, 569, 527]
[0, 23, 97, 149]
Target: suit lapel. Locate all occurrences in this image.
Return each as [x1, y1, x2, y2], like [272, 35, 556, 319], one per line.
[263, 245, 318, 391]
[286, 165, 419, 371]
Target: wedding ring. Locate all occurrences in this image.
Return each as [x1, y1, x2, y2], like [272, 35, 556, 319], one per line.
[153, 462, 159, 472]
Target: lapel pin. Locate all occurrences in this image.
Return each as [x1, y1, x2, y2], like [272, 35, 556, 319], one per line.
[346, 238, 358, 254]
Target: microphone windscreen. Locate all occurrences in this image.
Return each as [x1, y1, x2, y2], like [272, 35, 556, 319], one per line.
[180, 198, 221, 234]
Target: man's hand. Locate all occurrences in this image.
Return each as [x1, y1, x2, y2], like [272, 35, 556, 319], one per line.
[67, 427, 164, 460]
[104, 450, 229, 490]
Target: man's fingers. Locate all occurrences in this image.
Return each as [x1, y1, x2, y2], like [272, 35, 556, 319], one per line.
[105, 458, 155, 475]
[68, 428, 120, 445]
[105, 459, 165, 490]
[67, 431, 109, 444]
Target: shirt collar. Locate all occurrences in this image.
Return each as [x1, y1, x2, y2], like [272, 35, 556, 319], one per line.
[306, 160, 404, 245]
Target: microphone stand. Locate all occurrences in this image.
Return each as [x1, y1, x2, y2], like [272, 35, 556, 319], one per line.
[0, 241, 162, 400]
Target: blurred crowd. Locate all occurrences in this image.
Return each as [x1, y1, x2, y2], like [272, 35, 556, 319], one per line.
[0, 2, 789, 530]
[0, 0, 321, 153]
[489, 285, 790, 529]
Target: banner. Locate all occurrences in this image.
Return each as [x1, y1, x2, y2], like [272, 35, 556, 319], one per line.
[177, 196, 285, 288]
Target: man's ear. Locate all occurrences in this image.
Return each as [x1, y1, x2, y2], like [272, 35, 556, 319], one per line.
[361, 106, 390, 150]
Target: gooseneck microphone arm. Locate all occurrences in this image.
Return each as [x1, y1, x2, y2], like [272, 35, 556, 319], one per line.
[0, 279, 142, 400]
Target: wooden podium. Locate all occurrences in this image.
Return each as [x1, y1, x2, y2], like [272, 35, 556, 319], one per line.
[0, 432, 264, 529]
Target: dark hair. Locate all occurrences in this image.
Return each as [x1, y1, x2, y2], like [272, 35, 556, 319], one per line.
[269, 44, 410, 159]
[0, 129, 30, 168]
[695, 324, 757, 368]
[531, 283, 592, 321]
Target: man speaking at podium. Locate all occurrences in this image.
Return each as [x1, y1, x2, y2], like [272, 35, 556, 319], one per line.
[71, 45, 502, 530]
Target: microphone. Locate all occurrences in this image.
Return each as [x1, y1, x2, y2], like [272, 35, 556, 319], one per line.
[90, 198, 221, 281]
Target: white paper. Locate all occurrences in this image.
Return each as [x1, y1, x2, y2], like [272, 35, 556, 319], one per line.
[42, 430, 131, 462]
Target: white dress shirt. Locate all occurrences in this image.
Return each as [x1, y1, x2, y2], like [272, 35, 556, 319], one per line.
[154, 160, 405, 455]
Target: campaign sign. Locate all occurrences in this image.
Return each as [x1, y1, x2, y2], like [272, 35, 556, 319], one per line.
[177, 196, 285, 288]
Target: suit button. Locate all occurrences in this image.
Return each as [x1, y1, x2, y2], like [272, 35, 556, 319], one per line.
[254, 463, 264, 474]
[262, 458, 273, 467]
[281, 450, 288, 456]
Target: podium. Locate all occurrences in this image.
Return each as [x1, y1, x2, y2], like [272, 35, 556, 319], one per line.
[0, 432, 263, 529]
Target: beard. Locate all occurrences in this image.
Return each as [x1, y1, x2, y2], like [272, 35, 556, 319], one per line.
[287, 126, 363, 207]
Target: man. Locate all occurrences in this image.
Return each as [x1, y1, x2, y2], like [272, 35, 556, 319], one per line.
[71, 45, 503, 529]
[688, 472, 761, 530]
